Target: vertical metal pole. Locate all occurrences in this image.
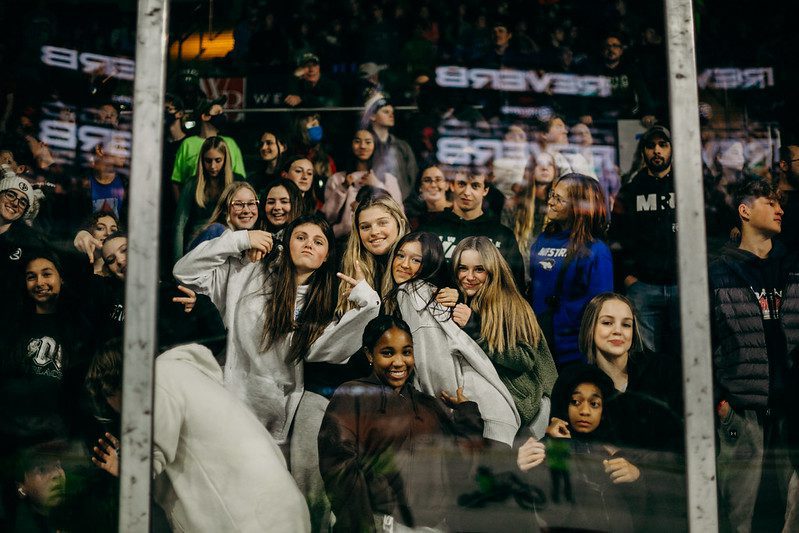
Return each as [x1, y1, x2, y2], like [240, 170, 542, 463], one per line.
[664, 0, 719, 531]
[120, 0, 169, 531]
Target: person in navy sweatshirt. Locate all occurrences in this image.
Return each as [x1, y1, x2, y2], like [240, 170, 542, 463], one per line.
[529, 173, 613, 368]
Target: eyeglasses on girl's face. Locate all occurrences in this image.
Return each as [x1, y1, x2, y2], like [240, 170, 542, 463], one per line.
[547, 190, 568, 206]
[2, 190, 29, 210]
[230, 200, 259, 212]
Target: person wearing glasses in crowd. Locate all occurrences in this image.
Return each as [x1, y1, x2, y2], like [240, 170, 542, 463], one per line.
[1, 169, 47, 321]
[419, 168, 526, 290]
[189, 182, 262, 251]
[404, 165, 452, 230]
[529, 173, 613, 369]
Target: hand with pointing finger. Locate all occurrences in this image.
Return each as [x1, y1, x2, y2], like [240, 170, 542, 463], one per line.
[440, 386, 469, 407]
[172, 285, 197, 313]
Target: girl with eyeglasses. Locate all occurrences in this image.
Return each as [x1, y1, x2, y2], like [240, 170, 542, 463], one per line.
[188, 182, 262, 251]
[529, 173, 613, 369]
[404, 165, 452, 230]
[174, 136, 244, 261]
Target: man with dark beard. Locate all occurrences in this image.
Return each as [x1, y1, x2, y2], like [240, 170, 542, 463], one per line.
[609, 126, 679, 356]
[776, 142, 799, 249]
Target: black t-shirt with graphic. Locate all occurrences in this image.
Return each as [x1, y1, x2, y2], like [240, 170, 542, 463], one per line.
[750, 254, 789, 406]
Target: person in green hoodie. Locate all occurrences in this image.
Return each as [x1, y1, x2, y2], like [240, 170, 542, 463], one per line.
[451, 236, 558, 437]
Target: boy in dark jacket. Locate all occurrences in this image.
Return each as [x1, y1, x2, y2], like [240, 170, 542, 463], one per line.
[710, 177, 799, 532]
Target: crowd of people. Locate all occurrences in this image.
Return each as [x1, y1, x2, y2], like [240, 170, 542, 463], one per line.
[1, 1, 799, 533]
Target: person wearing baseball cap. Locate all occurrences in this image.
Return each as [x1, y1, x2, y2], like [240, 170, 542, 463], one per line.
[170, 94, 246, 188]
[608, 125, 678, 357]
[284, 51, 341, 108]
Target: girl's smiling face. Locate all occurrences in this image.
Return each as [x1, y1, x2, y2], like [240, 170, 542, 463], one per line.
[358, 206, 400, 257]
[91, 215, 118, 243]
[368, 326, 415, 391]
[228, 188, 259, 230]
[392, 241, 423, 284]
[352, 130, 375, 161]
[265, 185, 291, 227]
[26, 258, 63, 310]
[456, 249, 488, 297]
[593, 299, 634, 360]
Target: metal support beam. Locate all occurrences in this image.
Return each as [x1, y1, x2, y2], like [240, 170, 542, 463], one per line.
[664, 0, 719, 531]
[119, 0, 169, 531]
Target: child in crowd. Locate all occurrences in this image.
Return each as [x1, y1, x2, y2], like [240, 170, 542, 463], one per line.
[516, 364, 642, 532]
[529, 172, 613, 368]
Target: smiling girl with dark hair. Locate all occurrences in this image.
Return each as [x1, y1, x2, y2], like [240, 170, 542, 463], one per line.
[318, 314, 483, 532]
[382, 231, 520, 445]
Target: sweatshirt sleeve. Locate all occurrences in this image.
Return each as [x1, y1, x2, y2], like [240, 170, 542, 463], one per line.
[322, 171, 350, 224]
[305, 280, 381, 363]
[318, 393, 375, 532]
[152, 372, 184, 477]
[584, 241, 614, 301]
[173, 229, 252, 312]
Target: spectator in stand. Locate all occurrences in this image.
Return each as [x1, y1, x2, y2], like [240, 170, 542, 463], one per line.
[162, 94, 187, 276]
[284, 52, 341, 108]
[249, 129, 287, 196]
[77, 211, 120, 277]
[0, 251, 93, 447]
[85, 342, 312, 532]
[609, 125, 678, 355]
[174, 136, 244, 261]
[363, 94, 418, 199]
[88, 141, 127, 219]
[502, 152, 558, 281]
[170, 96, 245, 189]
[541, 116, 595, 179]
[318, 315, 484, 532]
[382, 231, 520, 445]
[404, 165, 452, 230]
[9, 442, 67, 532]
[479, 19, 529, 68]
[530, 173, 613, 369]
[0, 170, 47, 322]
[323, 129, 403, 238]
[710, 178, 798, 533]
[419, 169, 525, 290]
[776, 142, 799, 249]
[288, 113, 336, 191]
[451, 237, 558, 436]
[281, 155, 321, 215]
[188, 181, 261, 251]
[262, 178, 303, 237]
[577, 32, 656, 127]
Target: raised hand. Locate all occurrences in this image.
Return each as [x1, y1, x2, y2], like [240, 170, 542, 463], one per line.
[517, 437, 547, 471]
[247, 230, 273, 263]
[91, 432, 120, 477]
[546, 417, 572, 439]
[337, 260, 366, 299]
[172, 285, 197, 313]
[74, 230, 103, 263]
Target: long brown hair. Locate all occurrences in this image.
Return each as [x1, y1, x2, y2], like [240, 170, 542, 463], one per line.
[452, 236, 542, 352]
[261, 214, 339, 363]
[336, 194, 409, 315]
[195, 136, 235, 208]
[544, 172, 607, 258]
[578, 292, 644, 363]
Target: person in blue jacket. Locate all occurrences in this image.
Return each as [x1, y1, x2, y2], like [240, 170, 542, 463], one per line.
[529, 173, 613, 368]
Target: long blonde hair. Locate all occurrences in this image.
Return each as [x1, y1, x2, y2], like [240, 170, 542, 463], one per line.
[452, 236, 542, 352]
[336, 194, 409, 315]
[202, 181, 259, 232]
[195, 136, 235, 208]
[513, 153, 557, 255]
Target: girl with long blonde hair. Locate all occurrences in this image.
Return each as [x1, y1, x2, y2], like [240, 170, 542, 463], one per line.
[452, 236, 558, 431]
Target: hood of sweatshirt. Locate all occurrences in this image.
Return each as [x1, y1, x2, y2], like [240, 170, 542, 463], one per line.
[158, 343, 223, 385]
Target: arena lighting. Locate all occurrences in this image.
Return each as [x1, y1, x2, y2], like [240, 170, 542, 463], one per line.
[169, 30, 235, 60]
